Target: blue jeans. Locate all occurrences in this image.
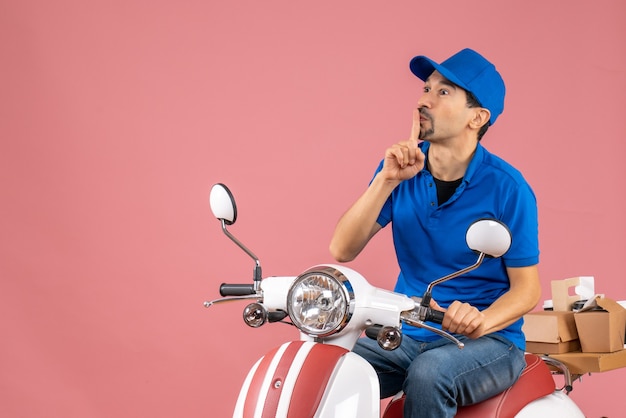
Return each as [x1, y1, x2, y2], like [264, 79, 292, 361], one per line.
[353, 334, 526, 418]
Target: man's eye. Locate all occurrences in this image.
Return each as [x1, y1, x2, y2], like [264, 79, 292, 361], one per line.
[440, 89, 449, 95]
[423, 87, 431, 93]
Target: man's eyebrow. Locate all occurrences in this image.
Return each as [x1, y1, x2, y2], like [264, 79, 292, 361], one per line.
[439, 78, 459, 90]
[425, 76, 459, 90]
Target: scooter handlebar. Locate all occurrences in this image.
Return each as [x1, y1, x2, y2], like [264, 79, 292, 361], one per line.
[365, 308, 445, 341]
[219, 283, 256, 296]
[425, 308, 445, 324]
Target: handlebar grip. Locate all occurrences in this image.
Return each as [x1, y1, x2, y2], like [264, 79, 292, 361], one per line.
[365, 325, 383, 340]
[425, 309, 445, 324]
[219, 283, 256, 296]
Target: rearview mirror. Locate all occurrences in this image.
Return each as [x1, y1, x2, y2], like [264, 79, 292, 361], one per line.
[466, 219, 511, 258]
[209, 183, 237, 225]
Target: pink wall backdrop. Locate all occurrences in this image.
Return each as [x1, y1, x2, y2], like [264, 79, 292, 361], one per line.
[2, 1, 625, 417]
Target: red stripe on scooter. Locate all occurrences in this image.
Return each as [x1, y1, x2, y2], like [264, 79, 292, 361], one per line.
[242, 341, 305, 418]
[287, 344, 348, 418]
[242, 344, 280, 417]
[261, 341, 305, 418]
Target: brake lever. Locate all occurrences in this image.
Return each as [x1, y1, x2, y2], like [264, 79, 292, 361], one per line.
[203, 294, 261, 308]
[401, 303, 465, 349]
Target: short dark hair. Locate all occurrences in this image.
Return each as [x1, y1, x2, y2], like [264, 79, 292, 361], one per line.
[466, 90, 489, 141]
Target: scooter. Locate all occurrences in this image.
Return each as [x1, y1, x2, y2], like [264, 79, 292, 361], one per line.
[205, 183, 585, 417]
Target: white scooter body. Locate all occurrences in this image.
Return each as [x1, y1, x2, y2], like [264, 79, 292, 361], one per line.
[232, 272, 584, 418]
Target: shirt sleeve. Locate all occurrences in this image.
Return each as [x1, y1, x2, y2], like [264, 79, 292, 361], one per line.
[501, 181, 540, 267]
[370, 160, 393, 228]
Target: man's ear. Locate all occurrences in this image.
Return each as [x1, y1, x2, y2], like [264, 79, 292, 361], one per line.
[470, 108, 491, 129]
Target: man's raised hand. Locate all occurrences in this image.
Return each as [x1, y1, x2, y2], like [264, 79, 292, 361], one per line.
[381, 109, 425, 182]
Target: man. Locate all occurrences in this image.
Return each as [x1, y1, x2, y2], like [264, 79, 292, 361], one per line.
[329, 48, 541, 417]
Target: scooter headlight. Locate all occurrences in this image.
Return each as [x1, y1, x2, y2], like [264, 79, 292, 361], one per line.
[286, 266, 354, 337]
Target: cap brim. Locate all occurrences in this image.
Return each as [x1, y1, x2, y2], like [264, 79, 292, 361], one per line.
[409, 55, 470, 93]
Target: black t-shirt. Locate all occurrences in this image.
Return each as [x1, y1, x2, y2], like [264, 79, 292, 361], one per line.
[434, 176, 463, 206]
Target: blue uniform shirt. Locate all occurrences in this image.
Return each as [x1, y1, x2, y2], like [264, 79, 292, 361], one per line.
[374, 141, 539, 350]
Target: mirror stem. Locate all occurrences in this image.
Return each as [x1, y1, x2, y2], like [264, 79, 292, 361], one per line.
[420, 252, 486, 308]
[221, 220, 262, 290]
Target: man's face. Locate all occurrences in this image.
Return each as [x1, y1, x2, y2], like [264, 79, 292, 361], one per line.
[417, 71, 473, 142]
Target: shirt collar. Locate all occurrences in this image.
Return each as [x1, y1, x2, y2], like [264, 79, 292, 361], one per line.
[419, 141, 484, 184]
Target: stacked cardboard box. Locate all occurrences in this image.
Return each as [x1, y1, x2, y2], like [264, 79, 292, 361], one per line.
[522, 277, 626, 373]
[573, 297, 626, 353]
[523, 310, 580, 354]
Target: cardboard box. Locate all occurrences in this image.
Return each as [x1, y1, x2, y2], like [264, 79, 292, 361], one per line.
[526, 340, 581, 355]
[523, 310, 580, 354]
[574, 297, 626, 353]
[523, 311, 578, 342]
[549, 350, 626, 374]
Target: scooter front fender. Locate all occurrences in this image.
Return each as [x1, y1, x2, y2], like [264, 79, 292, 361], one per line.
[234, 341, 380, 418]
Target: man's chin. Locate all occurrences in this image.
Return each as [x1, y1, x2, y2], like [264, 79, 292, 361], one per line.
[420, 130, 434, 140]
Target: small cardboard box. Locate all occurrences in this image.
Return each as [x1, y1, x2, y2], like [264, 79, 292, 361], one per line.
[574, 297, 626, 353]
[523, 311, 580, 354]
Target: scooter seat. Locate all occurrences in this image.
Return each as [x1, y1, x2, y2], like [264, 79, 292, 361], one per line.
[382, 353, 556, 418]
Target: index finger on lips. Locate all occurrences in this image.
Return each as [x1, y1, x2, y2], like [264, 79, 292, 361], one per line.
[410, 108, 420, 145]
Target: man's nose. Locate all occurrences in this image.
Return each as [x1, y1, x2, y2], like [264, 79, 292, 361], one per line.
[417, 93, 431, 109]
